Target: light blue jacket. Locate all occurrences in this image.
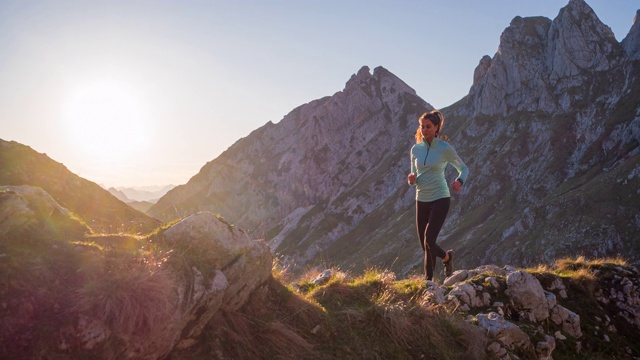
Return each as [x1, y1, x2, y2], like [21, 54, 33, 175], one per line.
[410, 138, 468, 202]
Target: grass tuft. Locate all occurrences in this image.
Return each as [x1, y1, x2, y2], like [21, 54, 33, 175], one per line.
[73, 262, 175, 338]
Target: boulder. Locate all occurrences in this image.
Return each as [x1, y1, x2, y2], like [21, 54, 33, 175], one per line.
[476, 312, 531, 351]
[505, 270, 550, 322]
[63, 211, 272, 359]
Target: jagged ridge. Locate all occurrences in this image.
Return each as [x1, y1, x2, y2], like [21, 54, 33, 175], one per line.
[149, 0, 640, 277]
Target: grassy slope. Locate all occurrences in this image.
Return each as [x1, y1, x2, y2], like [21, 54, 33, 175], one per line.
[0, 190, 183, 360]
[171, 257, 640, 360]
[171, 268, 487, 360]
[2, 203, 638, 360]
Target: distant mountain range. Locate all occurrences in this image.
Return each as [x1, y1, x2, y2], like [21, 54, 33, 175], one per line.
[149, 0, 640, 275]
[105, 185, 175, 213]
[107, 185, 176, 203]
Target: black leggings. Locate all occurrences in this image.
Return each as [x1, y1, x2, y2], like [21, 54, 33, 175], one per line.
[416, 198, 450, 280]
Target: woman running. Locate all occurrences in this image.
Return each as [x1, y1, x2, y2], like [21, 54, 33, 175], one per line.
[407, 110, 468, 282]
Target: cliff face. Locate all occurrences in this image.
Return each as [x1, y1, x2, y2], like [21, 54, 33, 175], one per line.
[151, 0, 640, 275]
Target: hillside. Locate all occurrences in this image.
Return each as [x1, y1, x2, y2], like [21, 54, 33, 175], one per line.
[2, 187, 639, 359]
[0, 139, 161, 234]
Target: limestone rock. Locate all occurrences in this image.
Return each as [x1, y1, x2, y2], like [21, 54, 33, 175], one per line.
[547, 0, 622, 83]
[476, 312, 531, 351]
[447, 282, 491, 310]
[312, 269, 333, 285]
[550, 305, 583, 338]
[163, 212, 272, 313]
[465, 0, 630, 117]
[424, 281, 447, 304]
[535, 335, 556, 360]
[505, 270, 549, 322]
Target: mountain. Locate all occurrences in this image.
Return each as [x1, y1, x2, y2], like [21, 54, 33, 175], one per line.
[149, 65, 430, 269]
[0, 139, 162, 234]
[107, 185, 175, 203]
[114, 185, 176, 203]
[127, 200, 156, 213]
[108, 187, 131, 202]
[435, 0, 640, 269]
[149, 66, 429, 259]
[150, 0, 640, 275]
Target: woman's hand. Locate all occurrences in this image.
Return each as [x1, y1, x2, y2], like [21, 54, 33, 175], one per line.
[407, 173, 416, 185]
[451, 179, 462, 192]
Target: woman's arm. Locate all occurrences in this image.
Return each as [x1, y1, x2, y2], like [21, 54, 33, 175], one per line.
[447, 145, 468, 186]
[408, 148, 417, 185]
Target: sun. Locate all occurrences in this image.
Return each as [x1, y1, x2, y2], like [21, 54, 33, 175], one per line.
[62, 79, 151, 163]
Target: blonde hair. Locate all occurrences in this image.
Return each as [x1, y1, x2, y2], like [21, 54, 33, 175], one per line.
[415, 110, 448, 143]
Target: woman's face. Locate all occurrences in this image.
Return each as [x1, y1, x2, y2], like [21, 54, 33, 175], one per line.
[419, 118, 438, 140]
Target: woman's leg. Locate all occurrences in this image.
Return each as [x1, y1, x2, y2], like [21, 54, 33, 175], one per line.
[416, 201, 430, 252]
[424, 197, 451, 280]
[416, 201, 431, 279]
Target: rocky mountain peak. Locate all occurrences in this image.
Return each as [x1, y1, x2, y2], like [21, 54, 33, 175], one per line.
[150, 64, 429, 249]
[472, 55, 492, 84]
[465, 0, 630, 116]
[345, 65, 373, 88]
[150, 1, 640, 282]
[622, 10, 640, 60]
[467, 15, 555, 116]
[344, 65, 419, 103]
[546, 0, 622, 83]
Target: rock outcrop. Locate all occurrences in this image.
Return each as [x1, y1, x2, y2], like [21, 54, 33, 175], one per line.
[413, 262, 638, 359]
[290, 259, 640, 359]
[0, 185, 271, 360]
[65, 212, 271, 359]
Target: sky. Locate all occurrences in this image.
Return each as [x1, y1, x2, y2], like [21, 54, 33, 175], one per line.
[1, 0, 638, 188]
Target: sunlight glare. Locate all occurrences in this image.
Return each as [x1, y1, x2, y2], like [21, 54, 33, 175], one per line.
[62, 80, 151, 163]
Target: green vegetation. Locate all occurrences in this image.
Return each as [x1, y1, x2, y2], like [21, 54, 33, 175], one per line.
[2, 194, 639, 360]
[174, 256, 640, 360]
[521, 257, 640, 360]
[172, 266, 486, 360]
[0, 214, 175, 359]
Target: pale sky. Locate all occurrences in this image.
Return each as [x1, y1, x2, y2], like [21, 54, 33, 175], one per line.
[1, 0, 637, 188]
